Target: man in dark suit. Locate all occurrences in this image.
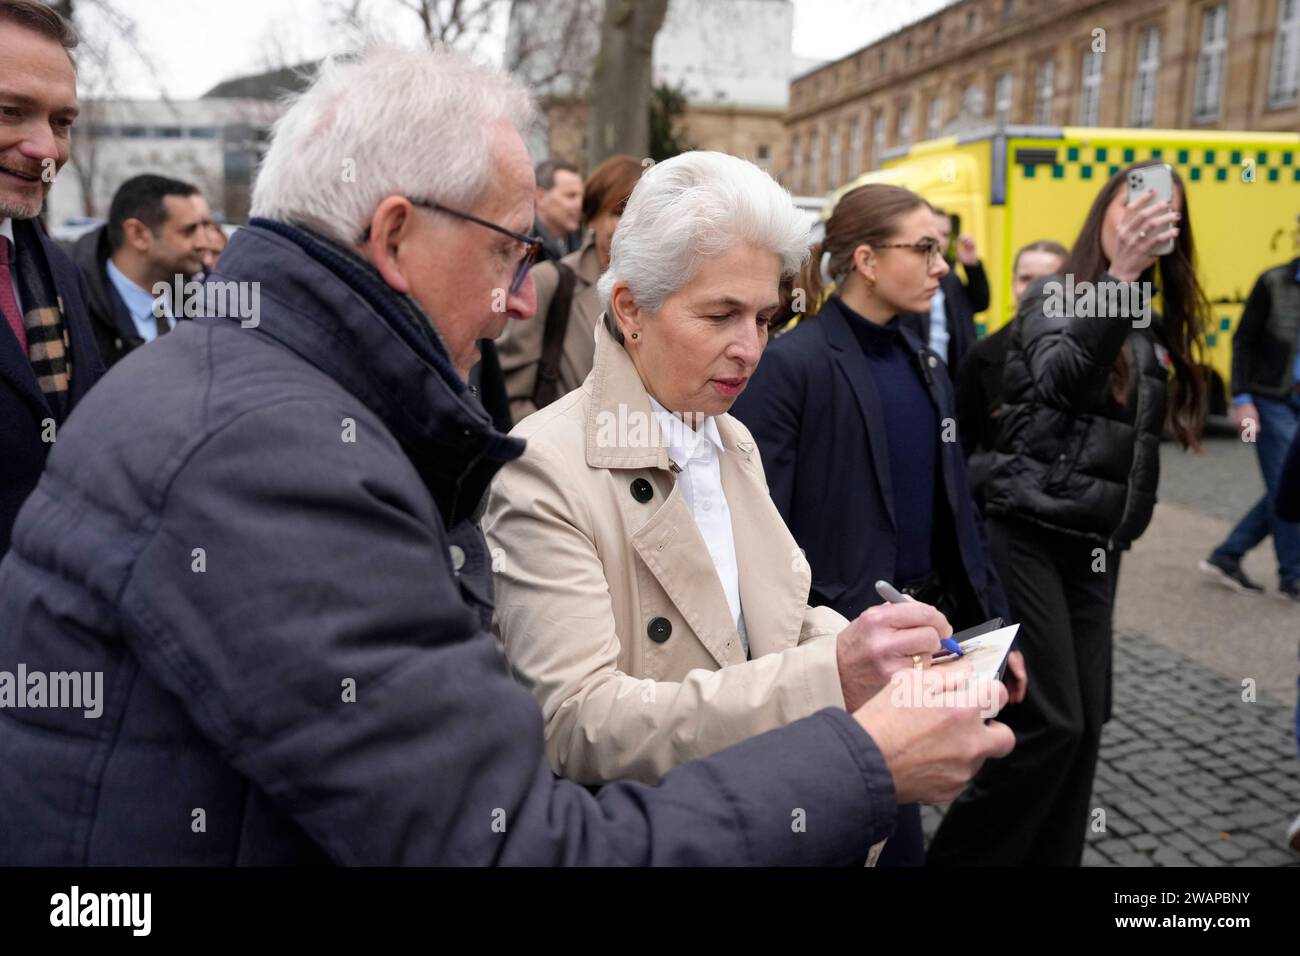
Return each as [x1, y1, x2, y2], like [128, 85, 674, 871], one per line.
[72, 174, 207, 368]
[900, 206, 990, 370]
[0, 0, 104, 560]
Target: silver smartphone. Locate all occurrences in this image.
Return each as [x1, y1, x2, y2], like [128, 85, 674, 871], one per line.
[1126, 163, 1176, 256]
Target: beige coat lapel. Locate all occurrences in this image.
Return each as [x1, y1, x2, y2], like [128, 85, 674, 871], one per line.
[587, 320, 745, 669]
[630, 486, 745, 668]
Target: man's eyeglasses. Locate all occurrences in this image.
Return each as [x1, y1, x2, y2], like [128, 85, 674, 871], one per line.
[876, 238, 944, 268]
[361, 197, 543, 295]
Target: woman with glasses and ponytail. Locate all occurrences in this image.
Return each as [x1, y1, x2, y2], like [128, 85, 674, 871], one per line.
[927, 160, 1209, 866]
[731, 183, 1019, 867]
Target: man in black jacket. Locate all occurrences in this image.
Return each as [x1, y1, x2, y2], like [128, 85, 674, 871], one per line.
[72, 174, 208, 368]
[1201, 256, 1300, 602]
[900, 207, 990, 370]
[0, 1, 104, 561]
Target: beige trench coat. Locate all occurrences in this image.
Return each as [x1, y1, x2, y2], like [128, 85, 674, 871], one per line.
[495, 240, 603, 424]
[484, 320, 851, 787]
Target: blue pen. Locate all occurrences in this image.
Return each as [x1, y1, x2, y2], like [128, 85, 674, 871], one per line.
[874, 579, 965, 656]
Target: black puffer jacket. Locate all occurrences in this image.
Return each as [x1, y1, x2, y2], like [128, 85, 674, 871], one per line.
[984, 273, 1170, 550]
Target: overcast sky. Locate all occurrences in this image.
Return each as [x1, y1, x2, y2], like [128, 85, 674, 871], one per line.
[84, 0, 954, 100]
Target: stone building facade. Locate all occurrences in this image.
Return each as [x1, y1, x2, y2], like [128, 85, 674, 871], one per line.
[784, 0, 1300, 194]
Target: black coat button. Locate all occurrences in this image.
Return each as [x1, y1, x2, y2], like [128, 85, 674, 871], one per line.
[630, 478, 654, 503]
[647, 617, 672, 643]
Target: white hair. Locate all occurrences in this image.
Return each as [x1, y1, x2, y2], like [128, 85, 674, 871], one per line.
[251, 46, 535, 245]
[596, 151, 810, 327]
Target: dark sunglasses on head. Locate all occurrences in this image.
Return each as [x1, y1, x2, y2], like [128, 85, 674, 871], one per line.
[360, 197, 543, 295]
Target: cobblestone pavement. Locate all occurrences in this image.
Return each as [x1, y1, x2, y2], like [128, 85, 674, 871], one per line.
[922, 631, 1300, 866]
[921, 434, 1300, 865]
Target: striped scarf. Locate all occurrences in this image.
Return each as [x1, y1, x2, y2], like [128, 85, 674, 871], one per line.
[11, 217, 70, 421]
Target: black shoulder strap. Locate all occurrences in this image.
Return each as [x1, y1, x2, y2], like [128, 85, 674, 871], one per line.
[532, 261, 576, 410]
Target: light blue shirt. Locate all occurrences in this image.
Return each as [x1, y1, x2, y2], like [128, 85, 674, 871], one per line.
[929, 283, 949, 361]
[106, 259, 173, 343]
[1232, 260, 1300, 405]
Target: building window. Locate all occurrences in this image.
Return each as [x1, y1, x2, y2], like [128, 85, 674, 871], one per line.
[927, 96, 942, 138]
[828, 123, 842, 188]
[960, 82, 986, 119]
[872, 110, 886, 167]
[933, 23, 942, 50]
[879, 49, 887, 72]
[898, 101, 913, 147]
[1131, 26, 1161, 127]
[791, 136, 802, 192]
[809, 129, 822, 193]
[994, 73, 1013, 123]
[1002, 0, 1015, 19]
[967, 10, 979, 33]
[1269, 0, 1300, 107]
[1193, 3, 1228, 122]
[1078, 47, 1103, 126]
[187, 126, 220, 139]
[756, 143, 771, 161]
[849, 116, 863, 177]
[905, 38, 914, 63]
[1034, 58, 1055, 124]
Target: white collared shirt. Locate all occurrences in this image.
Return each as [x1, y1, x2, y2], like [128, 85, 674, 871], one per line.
[0, 218, 23, 321]
[648, 395, 748, 655]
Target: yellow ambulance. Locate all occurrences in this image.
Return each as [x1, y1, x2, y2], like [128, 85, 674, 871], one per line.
[827, 126, 1300, 414]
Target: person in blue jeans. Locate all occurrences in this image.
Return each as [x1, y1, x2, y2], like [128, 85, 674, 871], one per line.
[1276, 425, 1300, 852]
[1201, 257, 1300, 602]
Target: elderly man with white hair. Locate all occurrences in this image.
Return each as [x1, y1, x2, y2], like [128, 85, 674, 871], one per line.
[0, 46, 1012, 866]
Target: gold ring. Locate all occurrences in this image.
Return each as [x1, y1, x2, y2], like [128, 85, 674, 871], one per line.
[912, 654, 924, 671]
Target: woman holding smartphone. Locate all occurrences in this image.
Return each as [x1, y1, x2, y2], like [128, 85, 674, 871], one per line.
[927, 160, 1209, 866]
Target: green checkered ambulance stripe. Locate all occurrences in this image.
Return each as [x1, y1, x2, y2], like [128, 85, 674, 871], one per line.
[1020, 145, 1300, 183]
[1205, 314, 1237, 349]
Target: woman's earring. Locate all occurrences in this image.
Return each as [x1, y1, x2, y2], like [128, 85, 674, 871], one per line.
[630, 331, 639, 340]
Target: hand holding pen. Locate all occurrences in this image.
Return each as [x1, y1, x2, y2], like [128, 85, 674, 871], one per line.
[833, 589, 958, 711]
[874, 580, 966, 660]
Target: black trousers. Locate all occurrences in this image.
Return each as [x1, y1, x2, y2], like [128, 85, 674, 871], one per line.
[926, 517, 1119, 866]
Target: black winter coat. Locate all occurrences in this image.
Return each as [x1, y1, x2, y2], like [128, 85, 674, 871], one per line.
[984, 273, 1171, 550]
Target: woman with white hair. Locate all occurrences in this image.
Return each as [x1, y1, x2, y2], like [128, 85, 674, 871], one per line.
[484, 152, 953, 805]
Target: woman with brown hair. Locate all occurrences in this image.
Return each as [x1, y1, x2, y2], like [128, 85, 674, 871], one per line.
[496, 153, 646, 423]
[731, 182, 1019, 867]
[927, 160, 1208, 866]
